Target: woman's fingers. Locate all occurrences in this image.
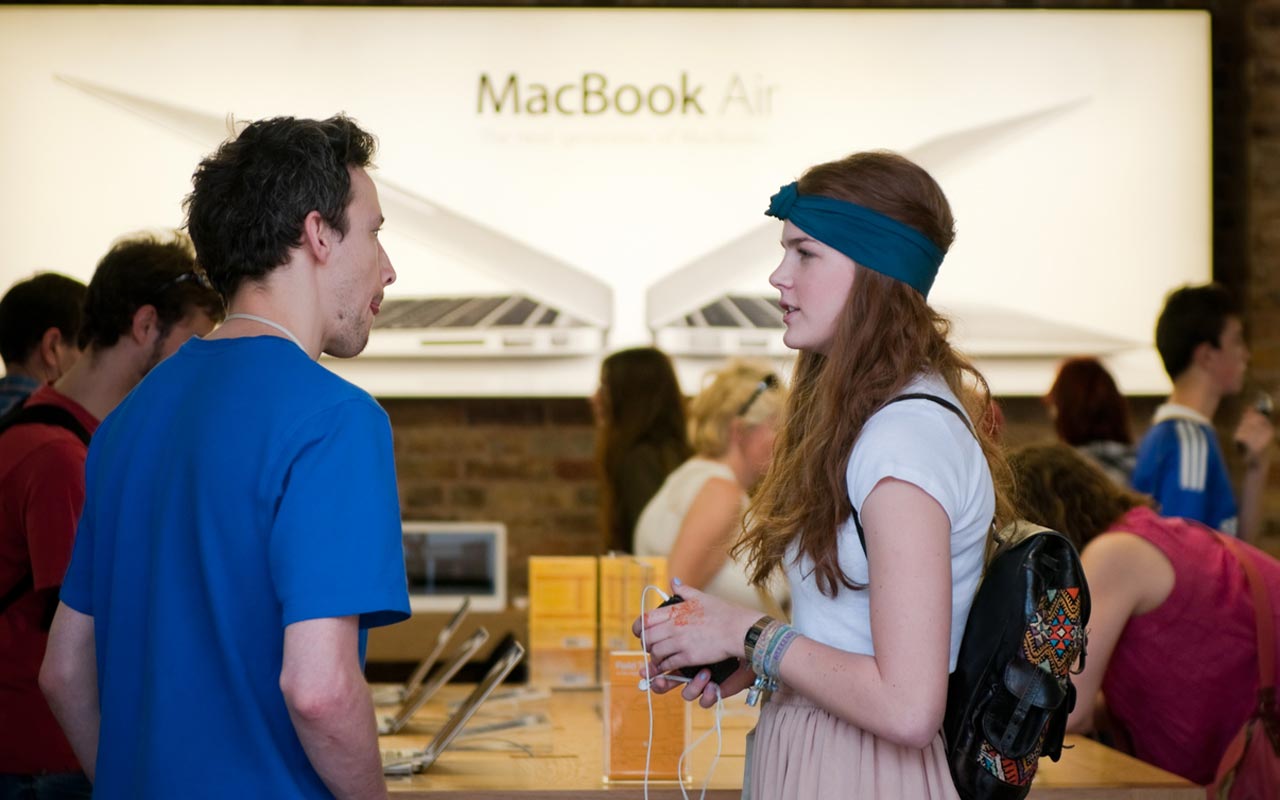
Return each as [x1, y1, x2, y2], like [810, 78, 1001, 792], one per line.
[681, 669, 712, 702]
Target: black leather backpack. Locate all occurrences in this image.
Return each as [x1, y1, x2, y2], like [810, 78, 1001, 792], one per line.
[943, 527, 1090, 800]
[853, 394, 1090, 799]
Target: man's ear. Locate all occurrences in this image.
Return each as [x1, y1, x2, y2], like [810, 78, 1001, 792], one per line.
[300, 210, 333, 264]
[36, 326, 63, 370]
[1190, 339, 1218, 371]
[130, 304, 160, 346]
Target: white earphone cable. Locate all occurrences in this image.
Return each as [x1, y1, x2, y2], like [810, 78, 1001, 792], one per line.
[639, 584, 723, 800]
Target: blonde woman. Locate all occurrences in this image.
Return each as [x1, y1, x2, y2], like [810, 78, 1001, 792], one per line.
[633, 360, 786, 613]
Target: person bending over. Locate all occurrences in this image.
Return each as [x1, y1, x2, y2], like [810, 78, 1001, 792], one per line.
[1011, 441, 1280, 787]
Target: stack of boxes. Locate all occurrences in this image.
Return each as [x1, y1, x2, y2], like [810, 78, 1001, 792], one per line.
[528, 554, 669, 688]
[528, 556, 599, 687]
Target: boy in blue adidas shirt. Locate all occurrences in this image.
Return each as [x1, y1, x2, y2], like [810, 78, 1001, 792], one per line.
[1131, 284, 1273, 541]
[41, 116, 410, 800]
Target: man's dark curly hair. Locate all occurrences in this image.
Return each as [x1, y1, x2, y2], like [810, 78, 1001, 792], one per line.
[183, 114, 377, 301]
[78, 233, 224, 351]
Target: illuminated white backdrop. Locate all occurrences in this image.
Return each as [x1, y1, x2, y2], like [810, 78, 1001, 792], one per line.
[0, 7, 1209, 396]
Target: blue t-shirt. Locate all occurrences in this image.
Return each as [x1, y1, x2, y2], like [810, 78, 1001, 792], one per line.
[1131, 405, 1238, 535]
[61, 336, 410, 799]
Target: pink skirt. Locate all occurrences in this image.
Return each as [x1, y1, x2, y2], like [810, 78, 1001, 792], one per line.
[746, 688, 960, 799]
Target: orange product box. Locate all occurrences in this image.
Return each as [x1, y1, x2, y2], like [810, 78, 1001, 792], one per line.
[602, 650, 688, 782]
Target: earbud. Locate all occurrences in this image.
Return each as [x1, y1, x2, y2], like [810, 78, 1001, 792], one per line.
[638, 674, 692, 691]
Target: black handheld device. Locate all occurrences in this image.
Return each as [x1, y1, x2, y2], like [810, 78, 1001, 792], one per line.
[656, 594, 740, 684]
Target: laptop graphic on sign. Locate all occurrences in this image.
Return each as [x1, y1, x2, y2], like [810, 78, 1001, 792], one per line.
[381, 639, 527, 775]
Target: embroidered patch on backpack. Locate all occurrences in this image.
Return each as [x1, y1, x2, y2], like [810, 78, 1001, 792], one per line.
[977, 739, 1040, 785]
[1022, 587, 1083, 674]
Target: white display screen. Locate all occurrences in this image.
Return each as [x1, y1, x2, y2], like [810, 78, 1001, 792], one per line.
[0, 8, 1210, 394]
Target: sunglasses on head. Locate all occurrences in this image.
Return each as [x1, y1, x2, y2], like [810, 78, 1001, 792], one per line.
[159, 270, 213, 293]
[737, 373, 779, 417]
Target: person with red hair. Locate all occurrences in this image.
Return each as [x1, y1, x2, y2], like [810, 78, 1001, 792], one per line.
[1044, 357, 1136, 486]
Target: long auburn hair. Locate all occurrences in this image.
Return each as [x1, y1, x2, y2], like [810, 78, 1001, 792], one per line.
[733, 151, 1015, 597]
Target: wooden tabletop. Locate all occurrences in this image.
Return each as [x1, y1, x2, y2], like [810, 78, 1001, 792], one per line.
[378, 686, 1201, 799]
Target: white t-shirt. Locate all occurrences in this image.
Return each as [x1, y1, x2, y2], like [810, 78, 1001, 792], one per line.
[785, 373, 994, 671]
[633, 457, 774, 612]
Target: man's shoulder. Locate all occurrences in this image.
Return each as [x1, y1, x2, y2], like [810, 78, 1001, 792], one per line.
[0, 406, 90, 474]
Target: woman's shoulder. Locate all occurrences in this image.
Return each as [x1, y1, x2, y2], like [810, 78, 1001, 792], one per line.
[860, 376, 971, 442]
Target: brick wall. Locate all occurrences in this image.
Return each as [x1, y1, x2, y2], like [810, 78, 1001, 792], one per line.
[383, 398, 601, 597]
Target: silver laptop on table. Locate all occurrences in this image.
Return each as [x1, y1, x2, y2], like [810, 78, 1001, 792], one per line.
[378, 626, 490, 736]
[381, 639, 526, 775]
[372, 597, 472, 706]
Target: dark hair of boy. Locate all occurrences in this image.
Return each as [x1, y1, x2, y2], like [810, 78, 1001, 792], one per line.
[0, 274, 86, 366]
[1154, 283, 1241, 381]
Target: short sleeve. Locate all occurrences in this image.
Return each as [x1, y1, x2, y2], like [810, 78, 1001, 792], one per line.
[60, 461, 96, 615]
[1133, 422, 1212, 524]
[845, 403, 971, 526]
[19, 441, 88, 591]
[269, 398, 410, 630]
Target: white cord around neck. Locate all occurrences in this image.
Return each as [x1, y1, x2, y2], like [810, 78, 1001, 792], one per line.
[223, 313, 305, 353]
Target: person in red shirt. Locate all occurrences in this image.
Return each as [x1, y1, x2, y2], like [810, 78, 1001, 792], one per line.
[0, 233, 222, 800]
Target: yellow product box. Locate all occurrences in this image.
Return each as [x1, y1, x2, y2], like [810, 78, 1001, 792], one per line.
[529, 556, 598, 687]
[602, 651, 687, 782]
[598, 555, 667, 655]
[528, 556, 597, 642]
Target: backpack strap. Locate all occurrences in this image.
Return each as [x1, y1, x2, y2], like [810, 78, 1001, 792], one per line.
[0, 402, 91, 446]
[851, 393, 975, 557]
[1210, 534, 1280, 791]
[0, 400, 92, 619]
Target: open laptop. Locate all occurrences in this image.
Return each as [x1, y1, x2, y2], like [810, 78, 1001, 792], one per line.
[378, 626, 490, 736]
[371, 597, 472, 706]
[381, 639, 527, 775]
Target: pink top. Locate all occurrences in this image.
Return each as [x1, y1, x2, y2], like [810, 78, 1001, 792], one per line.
[1101, 506, 1280, 784]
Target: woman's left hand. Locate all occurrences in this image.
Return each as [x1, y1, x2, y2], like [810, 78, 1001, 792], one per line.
[631, 580, 759, 676]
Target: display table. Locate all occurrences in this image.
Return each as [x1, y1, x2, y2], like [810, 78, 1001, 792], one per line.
[379, 686, 1201, 798]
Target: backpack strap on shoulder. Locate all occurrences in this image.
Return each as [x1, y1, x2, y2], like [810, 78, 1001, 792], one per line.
[852, 393, 977, 556]
[0, 403, 91, 446]
[0, 401, 92, 619]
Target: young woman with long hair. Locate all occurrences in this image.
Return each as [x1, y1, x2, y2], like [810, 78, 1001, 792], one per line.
[593, 346, 691, 553]
[633, 151, 1012, 797]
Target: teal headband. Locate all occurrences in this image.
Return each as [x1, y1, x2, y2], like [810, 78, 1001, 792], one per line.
[765, 182, 944, 297]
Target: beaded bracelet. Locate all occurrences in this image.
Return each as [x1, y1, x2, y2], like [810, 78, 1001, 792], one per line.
[744, 619, 799, 705]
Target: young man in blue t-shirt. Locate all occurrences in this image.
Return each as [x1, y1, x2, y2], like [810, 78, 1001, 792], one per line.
[1131, 284, 1274, 541]
[41, 116, 410, 800]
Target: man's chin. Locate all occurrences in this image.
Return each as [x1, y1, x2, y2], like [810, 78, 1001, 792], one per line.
[323, 334, 371, 360]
